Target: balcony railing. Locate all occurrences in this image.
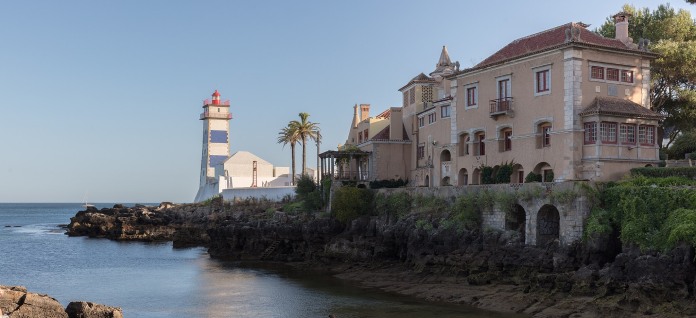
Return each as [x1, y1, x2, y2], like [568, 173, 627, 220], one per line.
[489, 97, 514, 118]
[203, 99, 231, 106]
[200, 112, 232, 120]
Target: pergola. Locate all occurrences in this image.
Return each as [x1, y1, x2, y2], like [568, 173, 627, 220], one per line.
[318, 150, 371, 181]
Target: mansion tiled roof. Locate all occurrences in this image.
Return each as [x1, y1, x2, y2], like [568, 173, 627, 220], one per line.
[375, 109, 391, 119]
[579, 96, 663, 119]
[461, 22, 655, 73]
[399, 73, 436, 91]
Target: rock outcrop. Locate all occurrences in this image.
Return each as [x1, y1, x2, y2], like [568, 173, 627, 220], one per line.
[66, 199, 696, 317]
[0, 286, 122, 318]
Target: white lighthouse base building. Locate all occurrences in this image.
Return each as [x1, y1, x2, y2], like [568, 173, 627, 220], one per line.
[195, 151, 297, 203]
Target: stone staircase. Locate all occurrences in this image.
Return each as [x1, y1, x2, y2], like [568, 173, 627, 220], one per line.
[260, 240, 280, 260]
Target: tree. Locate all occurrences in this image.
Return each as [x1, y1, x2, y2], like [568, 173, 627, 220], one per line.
[277, 124, 299, 186]
[289, 112, 320, 176]
[596, 4, 696, 148]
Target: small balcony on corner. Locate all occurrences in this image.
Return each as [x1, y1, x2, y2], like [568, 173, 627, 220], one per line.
[489, 97, 514, 119]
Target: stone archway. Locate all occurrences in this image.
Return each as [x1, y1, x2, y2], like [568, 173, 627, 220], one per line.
[424, 175, 430, 187]
[458, 168, 468, 186]
[472, 168, 481, 185]
[537, 204, 560, 246]
[506, 204, 526, 242]
[441, 176, 451, 186]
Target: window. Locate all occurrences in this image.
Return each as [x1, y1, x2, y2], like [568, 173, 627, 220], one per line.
[428, 112, 436, 124]
[542, 125, 551, 147]
[535, 69, 550, 93]
[403, 92, 408, 107]
[364, 129, 368, 141]
[417, 145, 425, 159]
[591, 66, 604, 80]
[498, 78, 510, 100]
[584, 122, 597, 144]
[600, 122, 617, 143]
[607, 68, 619, 81]
[418, 117, 425, 128]
[441, 105, 451, 118]
[620, 124, 636, 144]
[409, 87, 415, 104]
[502, 129, 512, 152]
[458, 134, 469, 156]
[474, 133, 485, 156]
[466, 86, 478, 108]
[639, 125, 655, 145]
[358, 131, 362, 143]
[621, 70, 634, 83]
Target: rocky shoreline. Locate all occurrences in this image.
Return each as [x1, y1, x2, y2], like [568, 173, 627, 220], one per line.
[66, 199, 696, 317]
[0, 285, 122, 318]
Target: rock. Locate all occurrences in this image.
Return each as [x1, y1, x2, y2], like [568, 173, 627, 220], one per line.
[0, 286, 67, 318]
[65, 302, 123, 318]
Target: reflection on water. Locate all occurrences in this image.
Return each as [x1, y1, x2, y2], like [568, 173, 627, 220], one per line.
[0, 204, 522, 318]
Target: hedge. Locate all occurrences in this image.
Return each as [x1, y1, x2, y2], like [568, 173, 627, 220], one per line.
[630, 167, 696, 179]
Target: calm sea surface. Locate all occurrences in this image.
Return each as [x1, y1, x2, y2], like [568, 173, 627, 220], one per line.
[0, 203, 521, 318]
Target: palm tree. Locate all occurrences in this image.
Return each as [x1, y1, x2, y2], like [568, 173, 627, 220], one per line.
[289, 112, 320, 176]
[277, 124, 299, 185]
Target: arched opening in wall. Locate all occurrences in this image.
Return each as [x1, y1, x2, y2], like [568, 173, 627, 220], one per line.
[533, 162, 554, 182]
[511, 164, 524, 183]
[441, 176, 451, 186]
[471, 168, 481, 185]
[458, 168, 468, 186]
[645, 164, 653, 167]
[424, 175, 430, 187]
[458, 133, 469, 156]
[357, 184, 366, 189]
[498, 127, 513, 152]
[506, 204, 526, 242]
[440, 149, 451, 162]
[537, 204, 560, 246]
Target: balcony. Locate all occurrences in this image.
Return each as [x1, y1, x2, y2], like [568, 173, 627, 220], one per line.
[200, 112, 232, 120]
[489, 97, 514, 119]
[203, 99, 231, 106]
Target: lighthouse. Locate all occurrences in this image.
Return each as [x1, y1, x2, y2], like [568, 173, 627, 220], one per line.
[195, 90, 232, 202]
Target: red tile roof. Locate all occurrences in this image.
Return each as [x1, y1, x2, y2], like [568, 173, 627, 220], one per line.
[470, 23, 651, 71]
[399, 73, 436, 91]
[579, 96, 663, 119]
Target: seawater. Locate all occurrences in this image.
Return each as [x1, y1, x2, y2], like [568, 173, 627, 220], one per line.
[0, 203, 520, 318]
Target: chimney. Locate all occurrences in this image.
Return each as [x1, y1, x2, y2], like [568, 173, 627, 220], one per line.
[389, 107, 403, 141]
[613, 12, 632, 45]
[360, 104, 370, 122]
[351, 104, 359, 128]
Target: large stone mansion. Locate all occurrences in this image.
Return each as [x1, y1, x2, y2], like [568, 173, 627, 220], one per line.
[322, 12, 662, 186]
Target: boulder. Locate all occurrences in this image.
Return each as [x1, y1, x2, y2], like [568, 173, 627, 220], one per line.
[65, 302, 123, 318]
[0, 286, 67, 318]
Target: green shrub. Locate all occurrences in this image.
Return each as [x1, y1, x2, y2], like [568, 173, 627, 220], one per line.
[518, 184, 544, 202]
[477, 189, 495, 210]
[630, 167, 696, 179]
[494, 191, 517, 213]
[525, 172, 542, 183]
[550, 188, 577, 206]
[374, 191, 412, 220]
[494, 161, 514, 184]
[412, 194, 449, 214]
[583, 208, 613, 239]
[543, 170, 554, 182]
[369, 179, 408, 189]
[295, 174, 316, 197]
[667, 130, 696, 159]
[451, 193, 481, 230]
[332, 187, 374, 223]
[690, 152, 696, 160]
[481, 166, 495, 184]
[664, 208, 696, 248]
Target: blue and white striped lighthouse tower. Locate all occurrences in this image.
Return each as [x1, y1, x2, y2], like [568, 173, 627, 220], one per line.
[195, 90, 232, 202]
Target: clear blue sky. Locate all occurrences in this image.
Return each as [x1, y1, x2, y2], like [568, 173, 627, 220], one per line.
[0, 1, 693, 203]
